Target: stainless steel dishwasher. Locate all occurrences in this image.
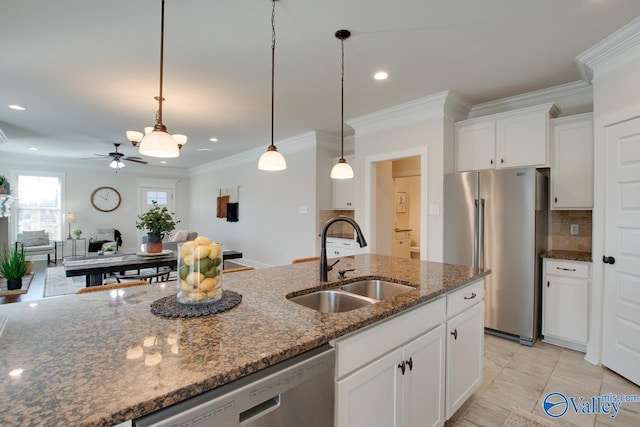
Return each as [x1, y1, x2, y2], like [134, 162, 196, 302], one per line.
[133, 344, 335, 427]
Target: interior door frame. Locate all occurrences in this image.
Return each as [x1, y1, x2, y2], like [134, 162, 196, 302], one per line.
[590, 103, 640, 365]
[136, 178, 178, 246]
[364, 147, 428, 259]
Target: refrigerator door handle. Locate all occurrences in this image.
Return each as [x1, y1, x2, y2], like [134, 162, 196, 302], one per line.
[478, 198, 485, 269]
[473, 199, 479, 268]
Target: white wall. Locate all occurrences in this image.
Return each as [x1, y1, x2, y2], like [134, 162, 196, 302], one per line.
[188, 132, 337, 267]
[0, 154, 189, 256]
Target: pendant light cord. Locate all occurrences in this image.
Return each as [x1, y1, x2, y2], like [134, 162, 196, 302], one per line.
[340, 36, 345, 160]
[270, 0, 276, 149]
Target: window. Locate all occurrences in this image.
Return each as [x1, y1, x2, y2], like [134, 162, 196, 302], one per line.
[16, 174, 63, 240]
[146, 191, 168, 206]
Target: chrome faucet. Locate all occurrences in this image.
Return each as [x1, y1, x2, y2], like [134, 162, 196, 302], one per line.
[320, 217, 368, 281]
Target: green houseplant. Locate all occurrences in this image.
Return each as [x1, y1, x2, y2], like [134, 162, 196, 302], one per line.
[0, 246, 27, 290]
[0, 175, 7, 195]
[136, 201, 179, 253]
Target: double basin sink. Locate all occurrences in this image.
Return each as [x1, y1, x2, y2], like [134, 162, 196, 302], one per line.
[288, 279, 416, 313]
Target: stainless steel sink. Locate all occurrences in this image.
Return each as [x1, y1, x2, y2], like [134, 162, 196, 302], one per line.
[289, 290, 376, 313]
[340, 279, 416, 300]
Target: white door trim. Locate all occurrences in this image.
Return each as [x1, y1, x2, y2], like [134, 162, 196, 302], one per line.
[364, 147, 428, 260]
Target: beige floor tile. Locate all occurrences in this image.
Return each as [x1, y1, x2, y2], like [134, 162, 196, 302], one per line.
[461, 397, 511, 426]
[595, 404, 640, 426]
[507, 351, 556, 378]
[481, 375, 542, 413]
[601, 369, 640, 395]
[553, 349, 604, 390]
[446, 394, 478, 426]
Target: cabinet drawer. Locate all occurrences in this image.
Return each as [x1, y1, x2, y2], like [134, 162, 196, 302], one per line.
[545, 260, 589, 279]
[334, 297, 446, 379]
[395, 231, 411, 240]
[447, 280, 484, 318]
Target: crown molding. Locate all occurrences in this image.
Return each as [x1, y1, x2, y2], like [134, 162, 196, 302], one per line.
[347, 90, 468, 137]
[0, 128, 8, 145]
[468, 81, 590, 119]
[576, 16, 640, 82]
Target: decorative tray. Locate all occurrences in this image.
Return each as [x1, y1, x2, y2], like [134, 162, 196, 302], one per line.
[136, 249, 174, 257]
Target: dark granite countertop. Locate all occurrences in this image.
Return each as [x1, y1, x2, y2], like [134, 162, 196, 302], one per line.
[0, 254, 488, 426]
[540, 250, 592, 262]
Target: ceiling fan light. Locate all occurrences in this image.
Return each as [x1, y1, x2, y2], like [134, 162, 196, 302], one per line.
[139, 130, 179, 158]
[109, 159, 126, 169]
[331, 158, 354, 179]
[126, 130, 143, 146]
[258, 146, 286, 171]
[172, 134, 187, 148]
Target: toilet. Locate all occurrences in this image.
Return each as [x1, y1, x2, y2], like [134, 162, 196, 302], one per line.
[411, 246, 420, 259]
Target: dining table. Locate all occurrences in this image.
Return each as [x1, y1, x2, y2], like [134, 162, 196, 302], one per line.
[64, 250, 244, 286]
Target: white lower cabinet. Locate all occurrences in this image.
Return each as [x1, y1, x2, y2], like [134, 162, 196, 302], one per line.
[542, 259, 590, 352]
[445, 302, 484, 419]
[334, 279, 485, 427]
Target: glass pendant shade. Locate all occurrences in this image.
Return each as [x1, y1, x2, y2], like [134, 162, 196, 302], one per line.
[172, 134, 187, 148]
[258, 146, 286, 171]
[126, 131, 143, 145]
[109, 160, 126, 169]
[139, 130, 180, 158]
[331, 158, 354, 179]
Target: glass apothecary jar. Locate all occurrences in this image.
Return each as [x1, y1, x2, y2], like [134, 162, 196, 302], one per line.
[177, 238, 223, 304]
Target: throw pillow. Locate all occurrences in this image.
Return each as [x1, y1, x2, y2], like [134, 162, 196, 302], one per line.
[23, 237, 50, 246]
[94, 229, 114, 242]
[171, 229, 189, 242]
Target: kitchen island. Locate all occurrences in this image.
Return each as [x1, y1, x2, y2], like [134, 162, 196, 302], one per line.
[0, 254, 488, 426]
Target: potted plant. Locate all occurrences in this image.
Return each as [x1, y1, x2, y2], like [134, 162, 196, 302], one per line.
[0, 246, 27, 290]
[136, 201, 180, 253]
[0, 175, 7, 195]
[72, 229, 82, 239]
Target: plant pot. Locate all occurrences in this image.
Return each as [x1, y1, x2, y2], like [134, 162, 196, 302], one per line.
[0, 187, 5, 195]
[7, 278, 22, 290]
[146, 232, 164, 254]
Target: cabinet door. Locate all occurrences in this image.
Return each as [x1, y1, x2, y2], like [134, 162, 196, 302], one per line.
[543, 276, 588, 344]
[393, 239, 411, 258]
[336, 348, 403, 427]
[497, 111, 548, 168]
[551, 116, 594, 209]
[446, 302, 484, 419]
[332, 178, 354, 209]
[402, 324, 446, 427]
[455, 121, 496, 171]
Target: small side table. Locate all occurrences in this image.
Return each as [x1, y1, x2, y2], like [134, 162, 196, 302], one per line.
[65, 237, 87, 258]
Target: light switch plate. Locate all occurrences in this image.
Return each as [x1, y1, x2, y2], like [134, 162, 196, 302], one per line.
[429, 204, 440, 215]
[298, 207, 308, 214]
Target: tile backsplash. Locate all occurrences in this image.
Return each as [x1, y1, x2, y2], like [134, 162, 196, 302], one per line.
[319, 210, 355, 238]
[550, 210, 592, 252]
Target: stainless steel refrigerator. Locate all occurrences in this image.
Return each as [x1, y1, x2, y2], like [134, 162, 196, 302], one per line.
[443, 167, 548, 345]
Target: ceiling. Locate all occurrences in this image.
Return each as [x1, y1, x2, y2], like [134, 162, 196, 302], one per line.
[1, 0, 639, 170]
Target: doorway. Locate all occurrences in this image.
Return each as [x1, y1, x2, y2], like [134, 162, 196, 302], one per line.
[365, 149, 427, 259]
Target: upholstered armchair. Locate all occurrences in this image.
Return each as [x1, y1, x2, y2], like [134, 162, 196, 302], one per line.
[88, 228, 122, 253]
[15, 230, 55, 264]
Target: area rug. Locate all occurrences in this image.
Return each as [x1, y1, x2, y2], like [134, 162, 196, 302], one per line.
[44, 267, 177, 298]
[503, 408, 556, 427]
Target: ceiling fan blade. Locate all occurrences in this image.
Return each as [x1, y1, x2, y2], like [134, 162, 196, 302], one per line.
[121, 155, 144, 161]
[123, 158, 148, 164]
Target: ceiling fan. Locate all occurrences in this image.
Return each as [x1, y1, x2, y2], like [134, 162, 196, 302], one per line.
[92, 143, 148, 171]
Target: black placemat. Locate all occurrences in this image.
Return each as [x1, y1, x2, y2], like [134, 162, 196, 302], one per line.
[150, 290, 242, 318]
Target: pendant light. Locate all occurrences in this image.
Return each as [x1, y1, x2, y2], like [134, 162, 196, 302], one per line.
[331, 29, 354, 179]
[258, 0, 287, 171]
[126, 0, 184, 158]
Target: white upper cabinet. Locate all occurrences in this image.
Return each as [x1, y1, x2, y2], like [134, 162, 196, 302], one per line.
[550, 113, 594, 210]
[455, 104, 558, 172]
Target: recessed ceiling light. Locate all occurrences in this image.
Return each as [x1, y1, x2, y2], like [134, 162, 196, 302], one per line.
[28, 147, 38, 151]
[209, 138, 218, 142]
[160, 160, 166, 164]
[198, 148, 212, 151]
[374, 71, 388, 81]
[8, 104, 25, 111]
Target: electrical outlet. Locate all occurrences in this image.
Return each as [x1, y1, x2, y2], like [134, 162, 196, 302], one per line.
[570, 224, 579, 235]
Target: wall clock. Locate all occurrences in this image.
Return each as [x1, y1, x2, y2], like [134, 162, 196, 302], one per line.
[90, 186, 121, 212]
